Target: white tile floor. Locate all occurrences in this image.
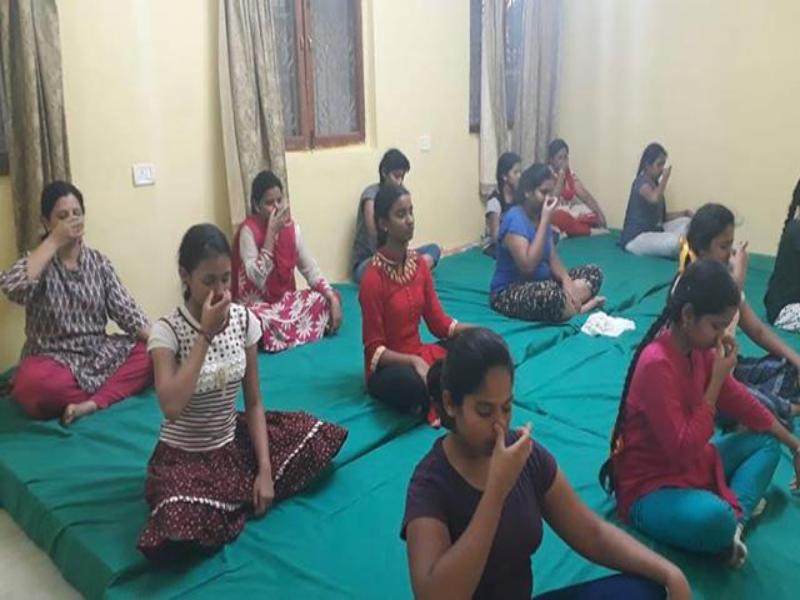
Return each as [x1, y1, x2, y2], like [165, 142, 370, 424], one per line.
[0, 510, 80, 599]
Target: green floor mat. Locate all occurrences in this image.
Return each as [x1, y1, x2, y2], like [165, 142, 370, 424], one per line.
[512, 334, 637, 440]
[106, 407, 666, 599]
[553, 233, 678, 313]
[0, 283, 419, 598]
[2, 238, 799, 599]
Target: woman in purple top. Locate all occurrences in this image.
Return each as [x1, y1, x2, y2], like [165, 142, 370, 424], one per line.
[489, 164, 605, 323]
[401, 328, 690, 600]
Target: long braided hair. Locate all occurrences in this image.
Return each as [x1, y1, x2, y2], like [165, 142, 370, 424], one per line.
[599, 259, 741, 493]
[783, 179, 800, 235]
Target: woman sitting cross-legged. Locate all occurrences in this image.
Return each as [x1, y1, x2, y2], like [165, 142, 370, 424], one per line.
[0, 181, 152, 425]
[359, 184, 472, 427]
[489, 164, 605, 322]
[231, 170, 343, 353]
[138, 224, 347, 560]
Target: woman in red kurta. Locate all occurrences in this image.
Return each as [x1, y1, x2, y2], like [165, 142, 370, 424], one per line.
[547, 138, 608, 238]
[600, 260, 800, 567]
[231, 171, 342, 353]
[359, 184, 470, 426]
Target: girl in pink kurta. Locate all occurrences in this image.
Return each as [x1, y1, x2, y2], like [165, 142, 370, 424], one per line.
[231, 171, 342, 353]
[600, 260, 800, 568]
[0, 182, 151, 425]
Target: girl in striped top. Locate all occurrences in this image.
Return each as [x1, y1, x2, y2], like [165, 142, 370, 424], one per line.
[138, 224, 347, 560]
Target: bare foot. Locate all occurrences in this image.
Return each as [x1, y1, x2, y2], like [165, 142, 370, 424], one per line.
[580, 296, 606, 314]
[441, 242, 479, 257]
[61, 400, 98, 426]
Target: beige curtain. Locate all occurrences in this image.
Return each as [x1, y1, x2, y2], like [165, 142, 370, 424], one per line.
[511, 0, 563, 165]
[478, 0, 508, 197]
[219, 0, 287, 228]
[0, 0, 70, 255]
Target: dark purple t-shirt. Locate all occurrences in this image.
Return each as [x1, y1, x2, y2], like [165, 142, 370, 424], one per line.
[401, 434, 558, 600]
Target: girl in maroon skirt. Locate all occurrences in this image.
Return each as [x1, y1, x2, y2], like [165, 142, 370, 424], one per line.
[137, 224, 347, 560]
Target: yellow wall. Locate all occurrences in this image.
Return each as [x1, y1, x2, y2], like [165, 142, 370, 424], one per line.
[287, 0, 480, 287]
[0, 176, 22, 370]
[558, 0, 800, 254]
[0, 0, 480, 369]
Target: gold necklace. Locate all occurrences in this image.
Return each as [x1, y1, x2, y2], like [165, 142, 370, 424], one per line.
[373, 249, 418, 285]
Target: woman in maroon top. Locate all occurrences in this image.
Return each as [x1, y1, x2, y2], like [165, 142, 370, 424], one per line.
[402, 328, 689, 600]
[359, 184, 470, 426]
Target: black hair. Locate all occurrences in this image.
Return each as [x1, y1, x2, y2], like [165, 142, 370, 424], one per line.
[636, 142, 667, 178]
[378, 148, 410, 182]
[373, 183, 410, 247]
[250, 170, 283, 214]
[547, 138, 569, 161]
[41, 181, 84, 221]
[178, 224, 231, 300]
[599, 259, 741, 493]
[514, 163, 555, 206]
[783, 179, 800, 234]
[686, 203, 735, 255]
[427, 328, 514, 430]
[495, 152, 521, 195]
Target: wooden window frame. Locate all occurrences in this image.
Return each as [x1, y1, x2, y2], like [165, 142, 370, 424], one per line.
[284, 0, 365, 152]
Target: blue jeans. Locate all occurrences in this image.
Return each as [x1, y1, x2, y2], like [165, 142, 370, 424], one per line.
[534, 574, 665, 600]
[629, 432, 780, 554]
[352, 243, 442, 284]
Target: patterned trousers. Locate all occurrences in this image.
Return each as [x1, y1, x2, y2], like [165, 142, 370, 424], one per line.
[490, 265, 603, 323]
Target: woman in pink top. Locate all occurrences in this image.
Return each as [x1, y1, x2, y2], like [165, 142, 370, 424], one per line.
[600, 260, 800, 568]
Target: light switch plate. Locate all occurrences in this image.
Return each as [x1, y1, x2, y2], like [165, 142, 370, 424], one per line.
[132, 163, 155, 187]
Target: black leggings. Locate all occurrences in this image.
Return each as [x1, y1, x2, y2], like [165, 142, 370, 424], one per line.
[367, 365, 429, 415]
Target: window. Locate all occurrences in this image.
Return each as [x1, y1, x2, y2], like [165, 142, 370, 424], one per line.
[271, 0, 365, 151]
[469, 0, 524, 132]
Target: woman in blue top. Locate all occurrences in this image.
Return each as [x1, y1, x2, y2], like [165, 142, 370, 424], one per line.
[489, 164, 605, 322]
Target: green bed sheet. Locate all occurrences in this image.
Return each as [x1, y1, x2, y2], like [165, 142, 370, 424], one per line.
[1, 235, 799, 599]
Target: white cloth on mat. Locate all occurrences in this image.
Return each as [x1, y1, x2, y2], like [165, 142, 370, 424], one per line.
[581, 312, 636, 338]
